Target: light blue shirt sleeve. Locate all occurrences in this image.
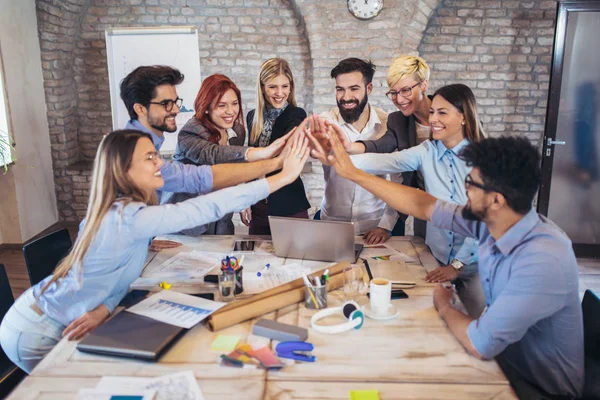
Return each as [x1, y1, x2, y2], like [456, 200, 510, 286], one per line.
[131, 179, 270, 239]
[467, 252, 570, 359]
[431, 200, 481, 240]
[453, 236, 479, 264]
[159, 160, 213, 195]
[103, 287, 128, 313]
[351, 144, 425, 175]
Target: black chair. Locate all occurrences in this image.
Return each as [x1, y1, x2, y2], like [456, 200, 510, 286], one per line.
[22, 228, 72, 286]
[582, 289, 600, 399]
[0, 264, 26, 398]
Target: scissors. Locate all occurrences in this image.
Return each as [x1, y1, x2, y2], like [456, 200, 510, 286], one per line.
[221, 256, 239, 271]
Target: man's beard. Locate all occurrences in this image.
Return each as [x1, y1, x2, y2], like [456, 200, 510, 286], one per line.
[338, 94, 368, 124]
[149, 113, 177, 133]
[462, 204, 486, 221]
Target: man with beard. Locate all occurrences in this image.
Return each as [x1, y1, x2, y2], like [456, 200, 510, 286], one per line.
[323, 131, 584, 399]
[318, 58, 400, 237]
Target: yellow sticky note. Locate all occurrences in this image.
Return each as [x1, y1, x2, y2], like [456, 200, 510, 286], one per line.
[210, 335, 240, 352]
[349, 390, 380, 400]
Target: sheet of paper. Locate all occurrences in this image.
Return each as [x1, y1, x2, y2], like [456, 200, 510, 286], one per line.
[360, 245, 417, 263]
[126, 290, 225, 329]
[97, 371, 204, 400]
[143, 250, 222, 278]
[210, 335, 240, 352]
[349, 389, 380, 400]
[77, 388, 155, 400]
[242, 263, 312, 295]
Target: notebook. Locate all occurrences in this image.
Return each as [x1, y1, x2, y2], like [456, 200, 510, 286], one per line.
[76, 311, 184, 360]
[363, 259, 416, 287]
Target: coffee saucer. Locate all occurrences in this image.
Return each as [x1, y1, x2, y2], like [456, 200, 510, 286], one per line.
[363, 304, 399, 320]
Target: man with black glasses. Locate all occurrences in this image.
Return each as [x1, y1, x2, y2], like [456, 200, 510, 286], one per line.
[323, 131, 584, 399]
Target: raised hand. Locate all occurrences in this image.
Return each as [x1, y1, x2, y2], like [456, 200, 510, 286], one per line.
[248, 128, 295, 161]
[280, 128, 310, 184]
[326, 123, 360, 179]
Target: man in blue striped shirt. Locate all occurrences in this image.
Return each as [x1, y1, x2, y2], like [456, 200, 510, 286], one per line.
[324, 131, 584, 398]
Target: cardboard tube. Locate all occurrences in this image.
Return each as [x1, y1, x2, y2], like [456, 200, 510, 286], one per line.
[207, 265, 346, 331]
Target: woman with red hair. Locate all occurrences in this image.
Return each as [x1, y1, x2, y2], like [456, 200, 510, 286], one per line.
[161, 74, 288, 235]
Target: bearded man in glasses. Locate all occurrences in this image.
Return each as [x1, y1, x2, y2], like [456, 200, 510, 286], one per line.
[324, 131, 584, 400]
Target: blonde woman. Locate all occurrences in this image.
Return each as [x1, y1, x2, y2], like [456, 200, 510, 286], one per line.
[246, 58, 310, 234]
[0, 128, 310, 373]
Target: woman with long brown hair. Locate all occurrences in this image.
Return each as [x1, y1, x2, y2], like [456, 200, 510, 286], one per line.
[0, 128, 309, 373]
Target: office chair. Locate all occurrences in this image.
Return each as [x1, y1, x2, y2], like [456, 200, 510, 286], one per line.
[22, 228, 72, 286]
[582, 289, 600, 399]
[0, 264, 26, 397]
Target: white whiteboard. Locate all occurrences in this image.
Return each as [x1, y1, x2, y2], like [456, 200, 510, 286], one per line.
[105, 26, 202, 154]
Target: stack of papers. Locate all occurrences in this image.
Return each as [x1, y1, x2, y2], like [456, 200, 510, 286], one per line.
[78, 371, 204, 400]
[242, 263, 313, 295]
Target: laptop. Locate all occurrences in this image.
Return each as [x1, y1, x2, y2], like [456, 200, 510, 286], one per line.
[76, 311, 184, 360]
[268, 216, 363, 262]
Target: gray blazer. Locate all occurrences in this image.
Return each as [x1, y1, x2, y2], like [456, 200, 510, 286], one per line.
[172, 118, 248, 165]
[161, 118, 249, 236]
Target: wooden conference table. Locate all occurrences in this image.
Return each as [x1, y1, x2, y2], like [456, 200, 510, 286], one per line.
[8, 236, 516, 399]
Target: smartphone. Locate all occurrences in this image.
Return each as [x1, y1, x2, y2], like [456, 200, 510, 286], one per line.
[367, 289, 408, 300]
[233, 239, 256, 252]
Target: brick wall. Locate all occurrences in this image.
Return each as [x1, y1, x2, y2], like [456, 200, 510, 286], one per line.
[419, 0, 557, 144]
[35, 0, 557, 223]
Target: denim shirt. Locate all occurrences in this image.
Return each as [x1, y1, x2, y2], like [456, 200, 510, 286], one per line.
[431, 200, 584, 398]
[352, 139, 478, 266]
[32, 179, 270, 326]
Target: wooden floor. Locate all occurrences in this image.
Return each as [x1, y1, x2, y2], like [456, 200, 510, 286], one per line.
[2, 236, 600, 301]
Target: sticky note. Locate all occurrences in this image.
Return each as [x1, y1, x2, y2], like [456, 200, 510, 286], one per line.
[210, 335, 240, 352]
[349, 390, 380, 400]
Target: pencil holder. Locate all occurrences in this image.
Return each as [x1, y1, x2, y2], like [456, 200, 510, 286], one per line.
[234, 266, 244, 295]
[305, 283, 328, 310]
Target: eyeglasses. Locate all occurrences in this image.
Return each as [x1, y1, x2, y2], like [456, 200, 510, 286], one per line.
[148, 97, 183, 112]
[464, 174, 494, 192]
[385, 82, 421, 100]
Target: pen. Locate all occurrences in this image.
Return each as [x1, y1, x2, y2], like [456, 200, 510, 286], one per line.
[256, 263, 270, 277]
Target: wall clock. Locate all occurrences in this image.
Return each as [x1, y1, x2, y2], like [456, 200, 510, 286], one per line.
[348, 0, 384, 20]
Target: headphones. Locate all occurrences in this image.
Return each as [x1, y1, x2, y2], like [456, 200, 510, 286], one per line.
[310, 301, 365, 334]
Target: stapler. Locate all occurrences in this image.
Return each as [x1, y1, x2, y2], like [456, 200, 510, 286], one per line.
[275, 341, 316, 362]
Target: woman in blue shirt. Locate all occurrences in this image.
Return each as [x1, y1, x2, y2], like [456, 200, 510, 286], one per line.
[349, 84, 486, 317]
[0, 128, 310, 373]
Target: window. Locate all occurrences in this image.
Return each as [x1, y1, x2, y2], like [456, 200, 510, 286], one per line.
[0, 48, 13, 169]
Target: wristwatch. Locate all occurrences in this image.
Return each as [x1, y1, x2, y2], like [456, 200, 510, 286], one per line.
[450, 259, 464, 272]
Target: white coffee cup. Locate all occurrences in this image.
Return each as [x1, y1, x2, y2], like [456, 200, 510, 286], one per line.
[370, 278, 392, 316]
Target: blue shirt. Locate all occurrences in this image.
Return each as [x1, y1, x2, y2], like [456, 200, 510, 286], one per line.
[431, 200, 584, 397]
[33, 179, 270, 326]
[125, 119, 216, 196]
[352, 139, 478, 266]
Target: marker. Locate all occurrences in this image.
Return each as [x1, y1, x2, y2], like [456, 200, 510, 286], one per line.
[256, 263, 270, 277]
